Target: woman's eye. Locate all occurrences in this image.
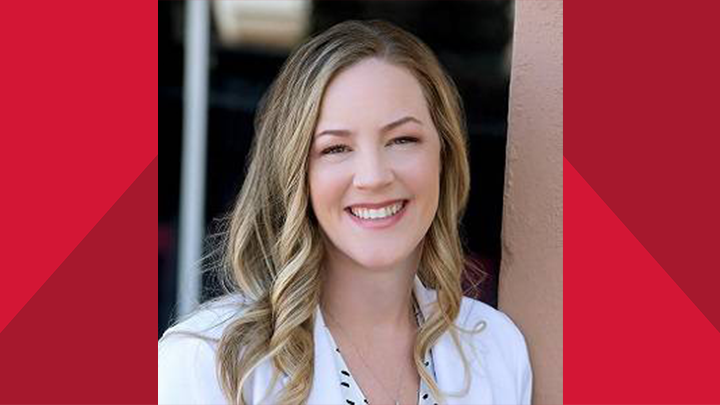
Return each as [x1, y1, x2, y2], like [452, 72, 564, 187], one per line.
[321, 145, 348, 155]
[390, 136, 419, 146]
[320, 137, 417, 155]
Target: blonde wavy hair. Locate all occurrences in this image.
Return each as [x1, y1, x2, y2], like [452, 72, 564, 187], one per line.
[215, 20, 475, 404]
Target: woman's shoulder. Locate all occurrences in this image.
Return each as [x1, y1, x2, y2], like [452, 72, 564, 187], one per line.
[456, 297, 529, 367]
[455, 295, 533, 403]
[158, 294, 248, 405]
[456, 294, 530, 357]
[457, 295, 526, 343]
[160, 294, 247, 341]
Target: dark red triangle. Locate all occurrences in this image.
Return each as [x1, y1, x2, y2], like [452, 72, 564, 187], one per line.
[0, 156, 157, 404]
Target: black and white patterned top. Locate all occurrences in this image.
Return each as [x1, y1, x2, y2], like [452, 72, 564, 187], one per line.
[321, 298, 439, 405]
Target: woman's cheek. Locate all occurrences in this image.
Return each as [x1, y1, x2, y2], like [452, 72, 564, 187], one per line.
[393, 148, 437, 172]
[310, 163, 349, 205]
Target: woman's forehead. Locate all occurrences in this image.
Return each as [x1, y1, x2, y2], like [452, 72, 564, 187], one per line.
[315, 58, 432, 132]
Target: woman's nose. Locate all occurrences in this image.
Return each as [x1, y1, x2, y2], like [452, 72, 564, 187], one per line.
[352, 149, 394, 190]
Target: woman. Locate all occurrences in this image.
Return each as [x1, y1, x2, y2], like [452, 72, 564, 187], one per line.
[159, 20, 532, 405]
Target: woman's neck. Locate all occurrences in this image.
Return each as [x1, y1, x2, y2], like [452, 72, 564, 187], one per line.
[319, 246, 421, 335]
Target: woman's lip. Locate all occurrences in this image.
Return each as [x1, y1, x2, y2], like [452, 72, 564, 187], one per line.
[345, 199, 407, 210]
[345, 200, 409, 230]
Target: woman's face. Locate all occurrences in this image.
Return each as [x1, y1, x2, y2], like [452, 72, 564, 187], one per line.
[308, 58, 441, 271]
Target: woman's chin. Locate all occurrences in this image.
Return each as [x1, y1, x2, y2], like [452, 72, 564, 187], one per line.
[349, 251, 411, 271]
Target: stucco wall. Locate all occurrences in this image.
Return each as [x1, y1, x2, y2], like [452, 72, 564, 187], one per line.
[499, 1, 563, 404]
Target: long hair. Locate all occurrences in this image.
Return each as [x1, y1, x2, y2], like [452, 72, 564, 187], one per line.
[216, 20, 473, 404]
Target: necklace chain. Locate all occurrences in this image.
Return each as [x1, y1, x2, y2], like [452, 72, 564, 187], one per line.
[321, 295, 420, 405]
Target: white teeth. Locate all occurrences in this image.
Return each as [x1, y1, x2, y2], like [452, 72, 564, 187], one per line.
[350, 201, 405, 220]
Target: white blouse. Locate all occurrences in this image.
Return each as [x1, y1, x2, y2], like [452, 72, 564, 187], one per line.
[158, 275, 533, 404]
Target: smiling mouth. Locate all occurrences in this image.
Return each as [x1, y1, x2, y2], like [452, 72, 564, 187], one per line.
[346, 200, 408, 220]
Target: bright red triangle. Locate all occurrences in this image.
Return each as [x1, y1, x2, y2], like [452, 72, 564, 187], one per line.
[0, 156, 157, 404]
[564, 156, 720, 404]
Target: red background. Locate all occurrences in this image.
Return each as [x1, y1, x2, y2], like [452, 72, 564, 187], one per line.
[0, 0, 718, 404]
[564, 0, 720, 403]
[0, 0, 158, 403]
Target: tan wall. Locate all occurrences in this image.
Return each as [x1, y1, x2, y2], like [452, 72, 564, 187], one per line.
[498, 1, 563, 404]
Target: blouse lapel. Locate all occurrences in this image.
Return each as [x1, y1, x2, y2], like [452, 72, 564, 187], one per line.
[413, 275, 494, 405]
[306, 306, 346, 404]
[250, 306, 344, 405]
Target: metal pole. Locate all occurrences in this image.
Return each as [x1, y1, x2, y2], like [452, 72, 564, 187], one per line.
[177, 0, 210, 316]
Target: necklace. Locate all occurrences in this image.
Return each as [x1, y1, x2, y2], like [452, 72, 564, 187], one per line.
[322, 297, 419, 405]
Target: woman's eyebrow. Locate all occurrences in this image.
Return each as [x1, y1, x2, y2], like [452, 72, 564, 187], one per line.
[315, 116, 423, 139]
[314, 128, 352, 139]
[381, 116, 423, 132]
